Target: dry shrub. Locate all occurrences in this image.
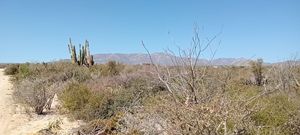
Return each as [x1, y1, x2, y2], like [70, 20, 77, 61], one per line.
[78, 112, 126, 135]
[12, 62, 88, 115]
[36, 118, 63, 135]
[100, 61, 124, 76]
[4, 64, 19, 75]
[8, 58, 300, 134]
[281, 113, 300, 134]
[119, 94, 258, 135]
[68, 70, 166, 133]
[269, 60, 300, 96]
[114, 64, 300, 134]
[250, 59, 264, 86]
[13, 78, 55, 114]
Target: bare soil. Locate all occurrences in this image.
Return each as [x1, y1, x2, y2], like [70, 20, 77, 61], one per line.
[0, 69, 82, 135]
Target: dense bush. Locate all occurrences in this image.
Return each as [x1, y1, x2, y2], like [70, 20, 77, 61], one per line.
[4, 64, 19, 75]
[60, 74, 161, 122]
[253, 95, 296, 126]
[18, 63, 32, 77]
[60, 83, 92, 112]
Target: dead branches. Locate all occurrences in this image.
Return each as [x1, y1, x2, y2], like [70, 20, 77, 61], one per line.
[142, 27, 218, 106]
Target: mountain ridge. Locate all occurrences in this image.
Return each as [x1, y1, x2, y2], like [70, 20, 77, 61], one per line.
[93, 53, 252, 66]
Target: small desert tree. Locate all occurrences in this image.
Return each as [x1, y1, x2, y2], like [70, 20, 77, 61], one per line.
[142, 26, 218, 105]
[250, 59, 264, 86]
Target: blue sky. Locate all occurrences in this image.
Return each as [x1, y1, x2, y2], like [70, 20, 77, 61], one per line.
[0, 0, 299, 63]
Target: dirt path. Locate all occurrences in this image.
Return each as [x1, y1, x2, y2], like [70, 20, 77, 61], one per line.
[0, 68, 28, 134]
[0, 69, 83, 135]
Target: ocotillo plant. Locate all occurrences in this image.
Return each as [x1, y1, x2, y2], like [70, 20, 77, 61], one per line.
[68, 38, 94, 67]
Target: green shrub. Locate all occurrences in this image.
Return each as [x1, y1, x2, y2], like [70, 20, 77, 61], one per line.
[252, 94, 298, 127]
[70, 87, 133, 121]
[18, 64, 31, 78]
[60, 83, 92, 112]
[81, 92, 115, 120]
[60, 75, 157, 121]
[60, 83, 114, 121]
[4, 64, 19, 75]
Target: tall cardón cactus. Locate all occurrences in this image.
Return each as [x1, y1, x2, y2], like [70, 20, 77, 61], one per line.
[84, 40, 94, 66]
[68, 38, 94, 67]
[68, 38, 78, 64]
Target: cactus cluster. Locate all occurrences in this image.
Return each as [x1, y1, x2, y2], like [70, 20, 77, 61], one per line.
[68, 38, 94, 67]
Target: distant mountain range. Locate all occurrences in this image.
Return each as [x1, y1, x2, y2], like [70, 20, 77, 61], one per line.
[2, 53, 298, 66]
[93, 53, 252, 66]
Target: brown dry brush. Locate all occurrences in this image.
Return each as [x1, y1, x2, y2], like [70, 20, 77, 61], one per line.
[250, 59, 265, 86]
[12, 62, 91, 115]
[114, 64, 300, 134]
[10, 60, 300, 134]
[271, 59, 300, 95]
[142, 26, 220, 106]
[139, 28, 300, 134]
[13, 77, 59, 114]
[4, 64, 19, 75]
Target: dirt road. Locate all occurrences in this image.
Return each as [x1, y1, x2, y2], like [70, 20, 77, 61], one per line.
[0, 68, 29, 134]
[0, 69, 82, 135]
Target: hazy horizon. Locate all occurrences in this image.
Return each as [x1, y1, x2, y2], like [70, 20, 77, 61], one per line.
[0, 52, 298, 64]
[1, 0, 300, 63]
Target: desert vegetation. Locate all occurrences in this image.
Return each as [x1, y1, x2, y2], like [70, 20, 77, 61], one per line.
[6, 34, 300, 135]
[8, 59, 300, 134]
[4, 64, 19, 75]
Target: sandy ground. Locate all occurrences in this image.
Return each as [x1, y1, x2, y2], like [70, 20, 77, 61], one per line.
[0, 69, 83, 135]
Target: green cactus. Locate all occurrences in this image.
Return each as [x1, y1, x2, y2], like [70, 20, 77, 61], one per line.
[67, 38, 94, 67]
[78, 44, 85, 66]
[84, 40, 94, 67]
[68, 38, 78, 64]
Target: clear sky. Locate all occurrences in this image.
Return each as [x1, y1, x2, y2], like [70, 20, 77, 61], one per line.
[0, 0, 299, 63]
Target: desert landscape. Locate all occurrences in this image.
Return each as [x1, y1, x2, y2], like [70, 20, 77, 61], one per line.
[0, 68, 82, 135]
[1, 1, 300, 135]
[1, 38, 300, 134]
